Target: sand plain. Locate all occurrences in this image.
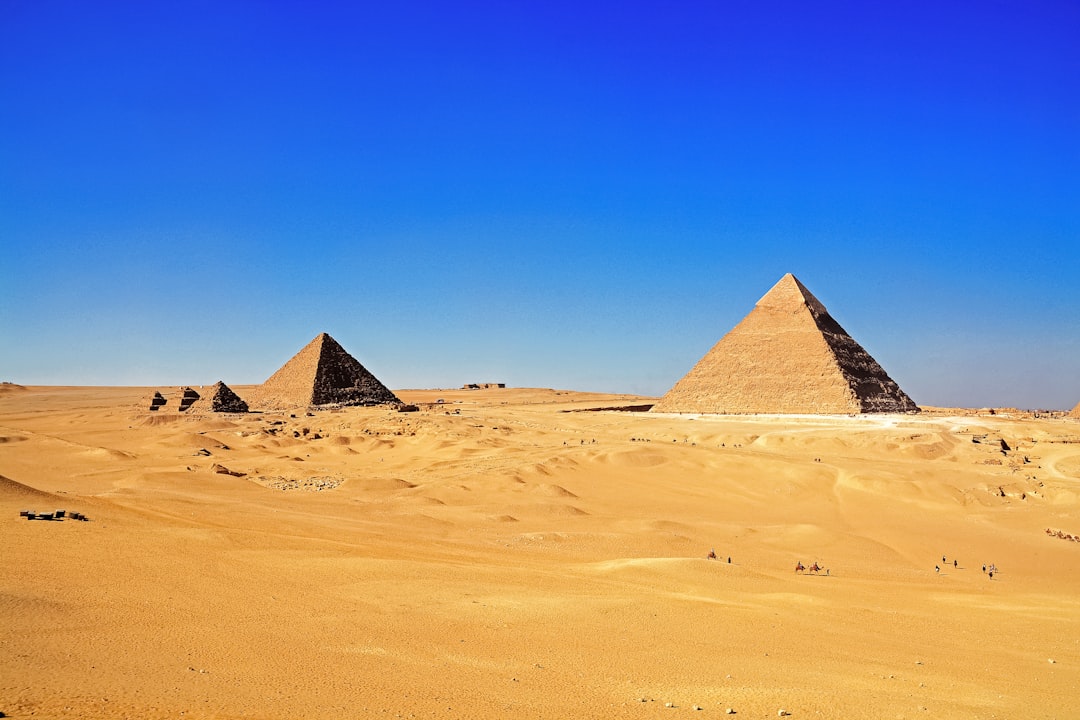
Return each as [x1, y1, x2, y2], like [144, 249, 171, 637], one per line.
[2, 385, 1079, 719]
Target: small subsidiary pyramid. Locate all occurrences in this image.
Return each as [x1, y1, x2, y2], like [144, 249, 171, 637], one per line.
[177, 387, 200, 412]
[207, 381, 249, 413]
[251, 333, 400, 409]
[652, 274, 919, 414]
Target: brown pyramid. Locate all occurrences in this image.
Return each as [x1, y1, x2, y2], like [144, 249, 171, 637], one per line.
[1070, 401, 1080, 418]
[207, 381, 249, 413]
[652, 273, 919, 414]
[251, 333, 400, 409]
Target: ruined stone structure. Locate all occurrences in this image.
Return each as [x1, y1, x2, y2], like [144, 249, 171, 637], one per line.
[148, 391, 167, 411]
[652, 273, 919, 415]
[177, 387, 200, 412]
[251, 333, 400, 409]
[207, 381, 249, 413]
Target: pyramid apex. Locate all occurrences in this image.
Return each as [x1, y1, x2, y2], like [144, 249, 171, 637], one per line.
[305, 332, 339, 351]
[756, 273, 826, 315]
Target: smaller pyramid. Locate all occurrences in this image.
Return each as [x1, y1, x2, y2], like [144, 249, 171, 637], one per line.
[251, 333, 400, 409]
[1070, 401, 1080, 418]
[653, 273, 918, 415]
[177, 387, 200, 412]
[208, 381, 248, 413]
[148, 391, 167, 411]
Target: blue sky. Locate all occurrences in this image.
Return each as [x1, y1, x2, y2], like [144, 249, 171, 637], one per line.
[2, 1, 1078, 408]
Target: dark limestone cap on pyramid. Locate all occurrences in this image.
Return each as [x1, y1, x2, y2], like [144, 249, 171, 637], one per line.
[252, 333, 400, 409]
[651, 273, 919, 415]
[208, 381, 249, 413]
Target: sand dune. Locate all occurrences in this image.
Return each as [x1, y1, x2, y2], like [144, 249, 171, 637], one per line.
[1, 386, 1079, 718]
[0, 473, 56, 500]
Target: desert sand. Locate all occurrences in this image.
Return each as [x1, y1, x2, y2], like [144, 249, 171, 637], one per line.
[2, 384, 1079, 718]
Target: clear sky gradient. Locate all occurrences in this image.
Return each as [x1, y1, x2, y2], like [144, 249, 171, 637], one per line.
[2, 1, 1078, 408]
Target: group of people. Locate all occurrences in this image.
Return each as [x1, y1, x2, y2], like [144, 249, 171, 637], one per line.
[794, 561, 827, 575]
[936, 555, 998, 578]
[702, 549, 833, 574]
[701, 550, 999, 580]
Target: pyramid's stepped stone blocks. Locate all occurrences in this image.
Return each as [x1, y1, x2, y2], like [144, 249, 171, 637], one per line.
[250, 332, 400, 410]
[148, 391, 167, 411]
[177, 387, 200, 412]
[653, 273, 918, 415]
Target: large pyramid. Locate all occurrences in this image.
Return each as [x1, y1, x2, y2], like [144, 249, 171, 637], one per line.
[652, 273, 919, 415]
[251, 333, 401, 409]
[1070, 401, 1080, 418]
